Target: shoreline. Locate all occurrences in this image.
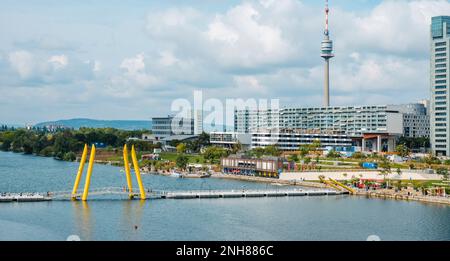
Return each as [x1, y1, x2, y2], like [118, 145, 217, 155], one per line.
[210, 173, 328, 189]
[356, 190, 450, 206]
[211, 173, 450, 206]
[2, 151, 448, 206]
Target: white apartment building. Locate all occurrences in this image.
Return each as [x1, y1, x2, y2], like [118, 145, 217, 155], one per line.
[234, 104, 428, 137]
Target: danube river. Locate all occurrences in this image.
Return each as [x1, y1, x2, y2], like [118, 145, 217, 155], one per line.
[0, 151, 449, 241]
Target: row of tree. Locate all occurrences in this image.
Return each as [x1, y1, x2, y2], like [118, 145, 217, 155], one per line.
[0, 128, 153, 161]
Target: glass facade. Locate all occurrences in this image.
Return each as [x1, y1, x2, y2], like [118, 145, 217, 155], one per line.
[431, 16, 450, 156]
[431, 16, 450, 39]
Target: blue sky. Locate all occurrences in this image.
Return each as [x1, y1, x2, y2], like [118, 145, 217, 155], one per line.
[1, 0, 449, 125]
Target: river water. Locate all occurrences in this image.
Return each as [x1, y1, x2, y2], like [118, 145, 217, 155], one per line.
[0, 151, 449, 241]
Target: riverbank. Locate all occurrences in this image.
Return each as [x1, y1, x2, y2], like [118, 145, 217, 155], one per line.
[356, 190, 450, 205]
[211, 173, 450, 206]
[210, 173, 328, 189]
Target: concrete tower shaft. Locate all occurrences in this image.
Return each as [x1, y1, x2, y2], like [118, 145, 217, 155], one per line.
[320, 0, 334, 107]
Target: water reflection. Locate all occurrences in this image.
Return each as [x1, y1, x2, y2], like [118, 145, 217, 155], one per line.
[72, 201, 92, 241]
[121, 200, 145, 240]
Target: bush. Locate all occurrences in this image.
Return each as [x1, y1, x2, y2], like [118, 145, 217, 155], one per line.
[304, 157, 311, 164]
[436, 167, 448, 177]
[352, 152, 365, 159]
[63, 152, 76, 161]
[39, 146, 54, 157]
[326, 150, 341, 158]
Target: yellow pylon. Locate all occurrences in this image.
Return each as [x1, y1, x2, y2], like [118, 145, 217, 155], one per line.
[123, 144, 133, 199]
[71, 144, 88, 200]
[81, 145, 96, 201]
[131, 145, 146, 200]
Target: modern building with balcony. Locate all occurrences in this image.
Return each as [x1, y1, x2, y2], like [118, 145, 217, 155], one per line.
[234, 103, 429, 153]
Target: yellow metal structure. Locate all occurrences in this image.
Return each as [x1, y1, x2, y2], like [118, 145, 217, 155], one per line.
[71, 144, 88, 200]
[131, 145, 146, 200]
[123, 144, 134, 199]
[81, 145, 96, 201]
[319, 175, 342, 191]
[70, 144, 147, 201]
[329, 178, 356, 194]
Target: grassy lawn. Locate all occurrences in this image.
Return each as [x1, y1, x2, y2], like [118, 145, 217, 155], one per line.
[160, 152, 205, 164]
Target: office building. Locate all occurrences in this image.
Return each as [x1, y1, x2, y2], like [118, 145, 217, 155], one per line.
[209, 132, 251, 150]
[152, 115, 194, 139]
[430, 16, 450, 156]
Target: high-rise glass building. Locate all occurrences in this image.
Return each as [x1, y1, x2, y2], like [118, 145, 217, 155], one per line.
[430, 16, 450, 156]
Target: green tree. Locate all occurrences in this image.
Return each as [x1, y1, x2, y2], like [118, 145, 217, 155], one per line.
[176, 143, 187, 154]
[395, 144, 410, 158]
[203, 146, 229, 163]
[231, 141, 242, 154]
[304, 157, 311, 164]
[299, 145, 309, 158]
[310, 139, 322, 155]
[379, 157, 392, 187]
[264, 145, 281, 157]
[39, 146, 54, 157]
[288, 153, 299, 162]
[326, 150, 341, 158]
[176, 154, 188, 170]
[436, 167, 448, 179]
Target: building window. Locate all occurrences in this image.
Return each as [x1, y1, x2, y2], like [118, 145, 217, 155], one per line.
[436, 69, 447, 73]
[436, 47, 447, 52]
[436, 80, 447, 84]
[436, 96, 447, 100]
[435, 107, 447, 110]
[435, 85, 447, 89]
[436, 42, 446, 47]
[436, 90, 447, 95]
[436, 53, 447, 57]
[436, 101, 447, 106]
[436, 74, 447, 78]
[436, 63, 446, 68]
[436, 58, 446, 63]
[436, 112, 447, 116]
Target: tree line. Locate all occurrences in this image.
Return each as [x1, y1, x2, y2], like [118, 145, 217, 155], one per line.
[0, 127, 153, 161]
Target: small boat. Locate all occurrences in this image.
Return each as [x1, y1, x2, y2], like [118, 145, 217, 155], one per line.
[170, 171, 183, 178]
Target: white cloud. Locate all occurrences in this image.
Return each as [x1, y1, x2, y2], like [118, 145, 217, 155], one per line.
[93, 60, 101, 72]
[48, 55, 68, 70]
[158, 51, 179, 67]
[335, 0, 450, 55]
[120, 53, 145, 74]
[8, 50, 35, 78]
[2, 0, 448, 123]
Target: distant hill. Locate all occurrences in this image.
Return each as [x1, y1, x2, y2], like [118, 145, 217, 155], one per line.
[35, 118, 152, 131]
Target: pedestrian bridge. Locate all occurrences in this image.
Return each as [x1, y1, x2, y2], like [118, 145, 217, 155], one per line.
[1, 187, 346, 202]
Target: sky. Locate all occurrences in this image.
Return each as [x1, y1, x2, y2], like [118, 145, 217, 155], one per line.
[0, 0, 449, 125]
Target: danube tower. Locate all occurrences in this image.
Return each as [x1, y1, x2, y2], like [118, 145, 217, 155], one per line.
[320, 0, 334, 107]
